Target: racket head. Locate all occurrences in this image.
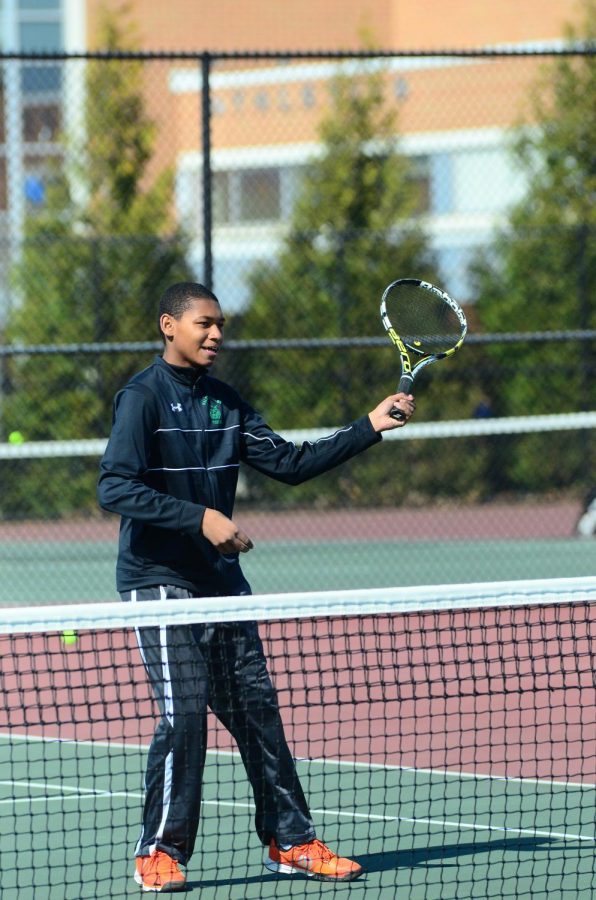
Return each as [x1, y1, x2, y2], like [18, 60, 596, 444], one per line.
[380, 278, 467, 362]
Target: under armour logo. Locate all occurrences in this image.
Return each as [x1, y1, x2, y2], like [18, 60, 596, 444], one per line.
[170, 402, 182, 412]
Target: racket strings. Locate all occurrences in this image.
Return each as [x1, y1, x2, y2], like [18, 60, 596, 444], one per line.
[385, 284, 464, 355]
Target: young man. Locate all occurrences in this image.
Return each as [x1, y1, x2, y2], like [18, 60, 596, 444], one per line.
[98, 282, 415, 892]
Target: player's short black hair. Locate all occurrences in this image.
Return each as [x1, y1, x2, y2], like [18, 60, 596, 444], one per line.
[158, 282, 220, 340]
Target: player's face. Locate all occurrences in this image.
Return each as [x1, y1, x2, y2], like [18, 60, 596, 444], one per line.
[161, 298, 225, 368]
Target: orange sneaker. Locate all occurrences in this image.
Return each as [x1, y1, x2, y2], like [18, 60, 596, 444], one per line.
[265, 838, 363, 881]
[134, 850, 187, 892]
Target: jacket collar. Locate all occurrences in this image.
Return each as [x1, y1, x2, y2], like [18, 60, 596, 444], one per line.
[156, 355, 206, 387]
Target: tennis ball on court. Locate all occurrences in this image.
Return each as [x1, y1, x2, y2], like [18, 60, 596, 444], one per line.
[61, 630, 78, 646]
[8, 431, 25, 444]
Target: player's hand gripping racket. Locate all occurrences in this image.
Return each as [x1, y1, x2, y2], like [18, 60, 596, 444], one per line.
[380, 278, 467, 420]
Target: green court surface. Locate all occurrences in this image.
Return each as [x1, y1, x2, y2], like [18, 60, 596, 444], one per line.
[1, 735, 594, 900]
[1, 538, 595, 605]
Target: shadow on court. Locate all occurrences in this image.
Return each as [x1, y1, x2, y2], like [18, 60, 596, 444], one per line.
[180, 837, 589, 893]
[187, 873, 356, 891]
[188, 870, 362, 891]
[354, 835, 586, 873]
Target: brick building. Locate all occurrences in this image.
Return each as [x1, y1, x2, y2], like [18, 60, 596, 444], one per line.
[0, 1, 584, 310]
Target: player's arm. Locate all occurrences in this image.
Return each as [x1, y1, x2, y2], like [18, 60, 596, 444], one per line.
[239, 396, 413, 486]
[98, 387, 253, 554]
[97, 386, 205, 534]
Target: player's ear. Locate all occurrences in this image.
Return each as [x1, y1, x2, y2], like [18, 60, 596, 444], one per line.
[160, 313, 176, 342]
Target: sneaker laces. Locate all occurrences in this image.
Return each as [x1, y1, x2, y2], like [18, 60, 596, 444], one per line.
[296, 839, 335, 861]
[151, 851, 181, 871]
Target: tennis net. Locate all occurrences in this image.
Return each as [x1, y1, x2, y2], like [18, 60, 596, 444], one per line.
[1, 577, 594, 899]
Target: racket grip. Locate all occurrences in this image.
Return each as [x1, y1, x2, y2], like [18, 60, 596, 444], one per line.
[390, 375, 414, 421]
[397, 374, 414, 394]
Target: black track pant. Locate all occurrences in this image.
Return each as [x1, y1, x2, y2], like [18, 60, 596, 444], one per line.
[122, 585, 315, 865]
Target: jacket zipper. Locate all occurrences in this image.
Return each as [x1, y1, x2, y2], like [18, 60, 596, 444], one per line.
[193, 379, 217, 510]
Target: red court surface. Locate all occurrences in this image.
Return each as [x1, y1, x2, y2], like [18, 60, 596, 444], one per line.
[2, 601, 594, 784]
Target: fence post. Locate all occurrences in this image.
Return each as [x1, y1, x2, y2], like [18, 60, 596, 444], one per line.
[1, 0, 25, 318]
[577, 222, 594, 491]
[200, 52, 213, 290]
[577, 223, 591, 409]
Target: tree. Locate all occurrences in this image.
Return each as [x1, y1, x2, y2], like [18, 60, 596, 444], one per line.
[1, 10, 192, 518]
[232, 64, 451, 508]
[235, 67, 438, 430]
[471, 0, 596, 492]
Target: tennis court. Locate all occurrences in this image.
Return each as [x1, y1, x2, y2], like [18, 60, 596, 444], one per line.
[0, 498, 593, 605]
[1, 735, 594, 899]
[1, 538, 594, 604]
[0, 581, 594, 899]
[1, 538, 595, 605]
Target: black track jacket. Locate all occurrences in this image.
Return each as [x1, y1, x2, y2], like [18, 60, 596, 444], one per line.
[98, 356, 382, 595]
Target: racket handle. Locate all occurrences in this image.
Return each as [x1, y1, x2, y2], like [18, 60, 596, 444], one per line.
[397, 374, 414, 394]
[390, 375, 414, 421]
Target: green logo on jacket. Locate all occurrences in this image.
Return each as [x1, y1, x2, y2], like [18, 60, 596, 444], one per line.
[201, 396, 223, 425]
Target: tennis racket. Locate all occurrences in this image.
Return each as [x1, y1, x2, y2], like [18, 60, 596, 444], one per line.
[380, 278, 467, 420]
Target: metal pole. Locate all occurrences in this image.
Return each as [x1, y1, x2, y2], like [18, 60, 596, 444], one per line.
[335, 230, 351, 422]
[200, 52, 213, 291]
[577, 223, 590, 410]
[2, 0, 25, 317]
[577, 222, 594, 492]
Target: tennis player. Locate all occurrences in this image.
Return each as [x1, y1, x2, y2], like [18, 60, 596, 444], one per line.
[98, 282, 414, 892]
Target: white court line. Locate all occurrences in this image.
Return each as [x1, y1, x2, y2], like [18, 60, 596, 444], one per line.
[1, 731, 594, 791]
[1, 779, 594, 844]
[295, 756, 596, 791]
[1, 733, 595, 843]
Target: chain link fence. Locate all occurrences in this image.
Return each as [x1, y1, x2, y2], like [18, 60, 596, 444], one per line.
[0, 48, 594, 603]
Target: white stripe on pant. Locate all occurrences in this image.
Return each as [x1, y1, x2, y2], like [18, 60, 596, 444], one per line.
[124, 584, 316, 865]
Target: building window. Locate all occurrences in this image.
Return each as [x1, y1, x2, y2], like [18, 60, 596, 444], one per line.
[0, 158, 7, 211]
[238, 168, 280, 222]
[23, 152, 60, 209]
[23, 102, 61, 141]
[213, 170, 230, 225]
[408, 155, 431, 214]
[179, 162, 308, 230]
[19, 21, 62, 94]
[429, 153, 454, 214]
[302, 85, 316, 108]
[212, 166, 284, 225]
[18, 1, 60, 9]
[0, 0, 64, 215]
